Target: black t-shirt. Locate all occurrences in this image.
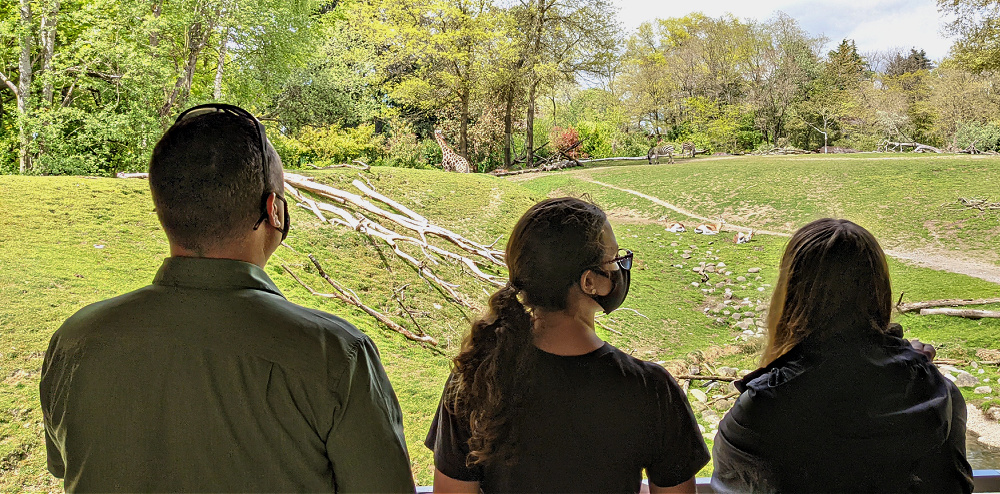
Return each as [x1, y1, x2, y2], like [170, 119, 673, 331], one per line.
[425, 343, 709, 493]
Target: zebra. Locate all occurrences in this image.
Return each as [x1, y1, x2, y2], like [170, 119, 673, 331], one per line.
[682, 141, 696, 158]
[647, 143, 675, 164]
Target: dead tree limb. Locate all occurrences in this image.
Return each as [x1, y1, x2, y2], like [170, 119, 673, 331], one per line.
[675, 375, 739, 382]
[897, 297, 1000, 313]
[306, 159, 371, 171]
[281, 262, 438, 347]
[918, 308, 1000, 319]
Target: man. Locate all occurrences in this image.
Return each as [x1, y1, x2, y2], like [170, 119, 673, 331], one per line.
[40, 104, 416, 492]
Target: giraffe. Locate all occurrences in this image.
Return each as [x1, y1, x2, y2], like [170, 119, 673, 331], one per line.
[433, 129, 472, 173]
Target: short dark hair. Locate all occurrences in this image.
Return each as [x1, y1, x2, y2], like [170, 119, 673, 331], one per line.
[148, 112, 267, 251]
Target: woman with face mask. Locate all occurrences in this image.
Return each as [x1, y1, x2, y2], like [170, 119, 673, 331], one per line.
[425, 197, 709, 493]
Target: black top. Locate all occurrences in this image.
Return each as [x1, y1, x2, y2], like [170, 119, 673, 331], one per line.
[425, 343, 709, 492]
[40, 257, 415, 493]
[711, 331, 973, 494]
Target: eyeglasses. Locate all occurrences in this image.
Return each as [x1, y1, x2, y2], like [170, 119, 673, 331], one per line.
[603, 249, 634, 271]
[172, 104, 278, 232]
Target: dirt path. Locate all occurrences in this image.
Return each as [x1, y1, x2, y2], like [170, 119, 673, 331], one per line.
[571, 174, 1000, 285]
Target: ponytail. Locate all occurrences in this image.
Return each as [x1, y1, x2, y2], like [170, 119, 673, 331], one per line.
[447, 282, 536, 466]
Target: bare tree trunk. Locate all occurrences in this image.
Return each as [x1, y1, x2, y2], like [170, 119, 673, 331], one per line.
[459, 88, 469, 159]
[18, 0, 33, 174]
[526, 79, 538, 167]
[40, 0, 59, 107]
[160, 15, 215, 116]
[213, 25, 230, 100]
[503, 87, 513, 168]
[149, 1, 161, 51]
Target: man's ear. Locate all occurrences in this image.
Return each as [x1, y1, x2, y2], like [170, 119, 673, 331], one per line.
[579, 269, 597, 296]
[266, 192, 283, 230]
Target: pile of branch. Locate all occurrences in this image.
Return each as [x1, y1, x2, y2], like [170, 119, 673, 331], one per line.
[751, 147, 811, 155]
[282, 173, 507, 346]
[305, 159, 371, 171]
[958, 197, 1000, 211]
[878, 141, 942, 153]
[491, 141, 584, 177]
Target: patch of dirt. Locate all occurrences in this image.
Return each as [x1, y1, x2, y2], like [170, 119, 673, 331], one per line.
[882, 247, 1000, 284]
[604, 208, 661, 225]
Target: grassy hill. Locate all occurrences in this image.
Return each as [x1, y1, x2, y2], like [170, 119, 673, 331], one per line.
[2, 156, 1000, 489]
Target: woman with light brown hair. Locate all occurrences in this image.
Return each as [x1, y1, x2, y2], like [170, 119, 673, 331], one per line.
[712, 218, 972, 493]
[425, 197, 709, 493]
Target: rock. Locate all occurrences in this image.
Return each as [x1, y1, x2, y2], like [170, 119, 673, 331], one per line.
[736, 276, 747, 282]
[728, 382, 741, 394]
[737, 320, 752, 330]
[716, 398, 735, 410]
[706, 266, 717, 273]
[723, 300, 732, 305]
[698, 424, 706, 433]
[703, 432, 716, 442]
[972, 361, 980, 369]
[758, 287, 766, 292]
[692, 267, 703, 273]
[942, 372, 956, 382]
[715, 282, 725, 288]
[702, 409, 719, 423]
[674, 264, 683, 268]
[756, 319, 766, 327]
[738, 369, 752, 377]
[723, 310, 731, 316]
[715, 317, 725, 324]
[955, 372, 979, 387]
[748, 267, 761, 273]
[742, 329, 755, 336]
[976, 386, 993, 394]
[743, 311, 755, 318]
[689, 365, 701, 375]
[755, 276, 763, 281]
[690, 389, 708, 403]
[670, 242, 679, 247]
[681, 254, 692, 259]
[683, 249, 692, 254]
[717, 366, 739, 378]
[724, 293, 733, 301]
[988, 407, 1000, 421]
[692, 401, 708, 412]
[725, 271, 733, 276]
[717, 262, 727, 268]
[690, 282, 700, 287]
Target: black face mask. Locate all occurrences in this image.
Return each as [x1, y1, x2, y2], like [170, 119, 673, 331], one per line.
[254, 193, 290, 242]
[589, 266, 631, 314]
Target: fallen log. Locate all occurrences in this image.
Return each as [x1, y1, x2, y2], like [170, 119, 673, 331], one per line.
[674, 374, 739, 382]
[578, 156, 647, 163]
[918, 308, 1000, 319]
[116, 172, 149, 179]
[897, 297, 1000, 313]
[306, 159, 371, 171]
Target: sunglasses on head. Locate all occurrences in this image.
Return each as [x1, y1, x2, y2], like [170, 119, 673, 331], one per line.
[173, 104, 288, 238]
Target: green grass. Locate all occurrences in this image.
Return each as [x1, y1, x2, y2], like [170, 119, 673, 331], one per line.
[524, 153, 1000, 265]
[3, 155, 1000, 488]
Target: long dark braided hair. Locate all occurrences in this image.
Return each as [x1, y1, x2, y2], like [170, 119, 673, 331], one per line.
[446, 197, 609, 467]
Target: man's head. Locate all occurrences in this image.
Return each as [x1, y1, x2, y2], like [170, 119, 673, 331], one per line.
[149, 104, 287, 262]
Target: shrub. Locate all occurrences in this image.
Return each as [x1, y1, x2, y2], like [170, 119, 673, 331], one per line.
[954, 121, 1000, 151]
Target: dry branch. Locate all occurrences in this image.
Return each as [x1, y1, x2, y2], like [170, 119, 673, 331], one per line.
[282, 260, 438, 346]
[675, 375, 739, 382]
[918, 308, 1000, 319]
[285, 172, 505, 266]
[958, 197, 1000, 211]
[306, 159, 371, 171]
[116, 172, 149, 179]
[897, 297, 1000, 313]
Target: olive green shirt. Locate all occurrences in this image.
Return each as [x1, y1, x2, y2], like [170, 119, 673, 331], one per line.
[40, 257, 415, 493]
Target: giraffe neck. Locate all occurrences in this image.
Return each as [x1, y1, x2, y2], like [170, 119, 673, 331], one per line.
[435, 133, 453, 154]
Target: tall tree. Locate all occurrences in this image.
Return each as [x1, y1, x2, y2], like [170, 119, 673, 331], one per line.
[517, 0, 618, 166]
[939, 0, 1000, 72]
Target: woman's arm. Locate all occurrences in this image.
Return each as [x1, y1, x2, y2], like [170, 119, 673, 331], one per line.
[433, 468, 480, 494]
[649, 477, 697, 494]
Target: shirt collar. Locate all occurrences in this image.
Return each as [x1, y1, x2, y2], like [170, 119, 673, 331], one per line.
[153, 256, 284, 298]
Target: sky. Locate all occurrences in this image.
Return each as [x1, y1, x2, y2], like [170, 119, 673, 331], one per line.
[615, 0, 955, 61]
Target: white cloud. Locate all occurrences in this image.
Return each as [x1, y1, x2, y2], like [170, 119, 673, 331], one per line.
[615, 0, 954, 60]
